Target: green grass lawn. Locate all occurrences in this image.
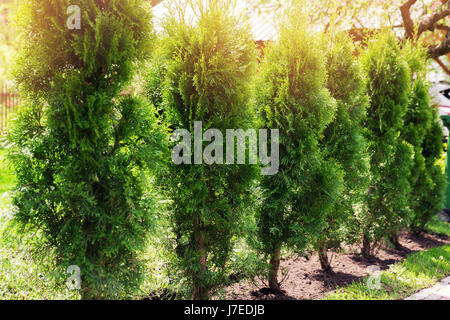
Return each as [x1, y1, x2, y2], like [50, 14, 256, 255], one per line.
[0, 147, 15, 210]
[426, 215, 450, 237]
[0, 148, 15, 194]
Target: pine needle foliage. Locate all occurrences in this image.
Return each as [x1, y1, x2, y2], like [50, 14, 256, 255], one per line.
[7, 0, 164, 299]
[153, 0, 258, 300]
[401, 43, 445, 233]
[361, 32, 413, 256]
[255, 7, 342, 289]
[317, 33, 370, 271]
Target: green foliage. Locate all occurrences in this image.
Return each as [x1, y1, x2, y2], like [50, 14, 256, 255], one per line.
[0, 0, 445, 300]
[361, 32, 413, 251]
[255, 6, 342, 286]
[13, 0, 153, 97]
[150, 1, 258, 299]
[411, 107, 445, 231]
[7, 0, 165, 299]
[0, 193, 77, 300]
[317, 33, 369, 263]
[143, 38, 170, 114]
[401, 43, 445, 233]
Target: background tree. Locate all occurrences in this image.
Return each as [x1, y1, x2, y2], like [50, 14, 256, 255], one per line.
[153, 0, 258, 300]
[255, 6, 342, 290]
[316, 32, 370, 272]
[361, 32, 413, 256]
[249, 0, 450, 76]
[8, 0, 164, 299]
[0, 0, 20, 82]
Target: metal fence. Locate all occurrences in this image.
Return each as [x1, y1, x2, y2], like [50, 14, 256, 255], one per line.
[0, 82, 20, 134]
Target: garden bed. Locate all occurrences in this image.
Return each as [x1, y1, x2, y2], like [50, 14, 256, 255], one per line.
[222, 230, 450, 300]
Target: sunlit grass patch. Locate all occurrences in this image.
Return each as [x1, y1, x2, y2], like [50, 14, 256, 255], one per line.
[0, 148, 15, 195]
[0, 204, 79, 299]
[325, 245, 450, 300]
[426, 215, 450, 237]
[0, 149, 77, 299]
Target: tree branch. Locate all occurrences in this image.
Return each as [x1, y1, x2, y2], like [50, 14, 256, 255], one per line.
[433, 57, 450, 76]
[436, 24, 449, 32]
[428, 29, 450, 58]
[417, 8, 450, 36]
[400, 0, 418, 39]
[348, 27, 379, 42]
[399, 0, 450, 75]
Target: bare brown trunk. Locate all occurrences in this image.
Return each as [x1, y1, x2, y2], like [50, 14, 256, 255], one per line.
[390, 233, 402, 250]
[268, 242, 282, 291]
[80, 285, 99, 300]
[318, 241, 332, 272]
[192, 216, 209, 300]
[81, 287, 90, 300]
[411, 225, 424, 236]
[362, 234, 371, 258]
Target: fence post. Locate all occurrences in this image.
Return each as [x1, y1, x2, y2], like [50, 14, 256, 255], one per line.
[0, 82, 20, 134]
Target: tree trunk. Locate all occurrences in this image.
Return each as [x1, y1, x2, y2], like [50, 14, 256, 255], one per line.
[390, 233, 402, 250]
[318, 240, 332, 272]
[411, 225, 424, 236]
[80, 284, 97, 300]
[268, 242, 282, 291]
[362, 234, 371, 258]
[81, 287, 90, 300]
[193, 282, 208, 300]
[412, 218, 428, 236]
[192, 217, 209, 300]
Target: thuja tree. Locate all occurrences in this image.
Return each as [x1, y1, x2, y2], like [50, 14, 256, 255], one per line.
[402, 44, 445, 233]
[255, 9, 342, 290]
[8, 0, 164, 299]
[155, 2, 257, 300]
[316, 33, 369, 272]
[361, 33, 413, 256]
[414, 108, 446, 231]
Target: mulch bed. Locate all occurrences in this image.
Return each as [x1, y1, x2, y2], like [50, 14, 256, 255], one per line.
[222, 231, 450, 300]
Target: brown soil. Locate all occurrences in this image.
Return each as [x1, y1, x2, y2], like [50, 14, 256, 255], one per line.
[222, 231, 450, 300]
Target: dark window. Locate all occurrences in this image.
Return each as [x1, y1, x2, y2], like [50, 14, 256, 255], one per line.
[441, 89, 450, 101]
